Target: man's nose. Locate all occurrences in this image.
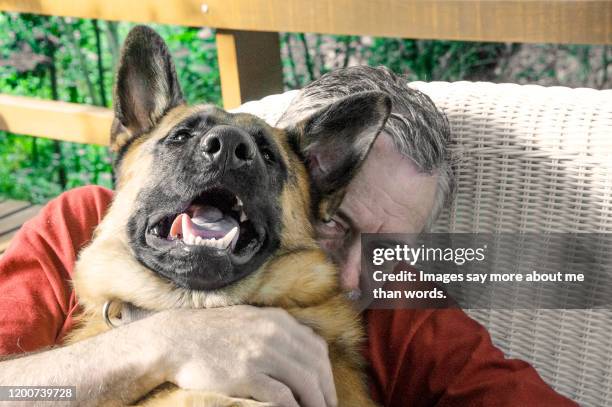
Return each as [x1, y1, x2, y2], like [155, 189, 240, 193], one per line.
[340, 241, 362, 292]
[201, 126, 255, 170]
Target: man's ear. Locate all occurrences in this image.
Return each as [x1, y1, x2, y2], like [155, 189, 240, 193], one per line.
[111, 25, 184, 153]
[288, 91, 391, 221]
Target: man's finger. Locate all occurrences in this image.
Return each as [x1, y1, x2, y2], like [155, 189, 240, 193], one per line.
[279, 333, 336, 407]
[267, 352, 328, 407]
[264, 309, 336, 407]
[248, 374, 300, 407]
[318, 349, 337, 407]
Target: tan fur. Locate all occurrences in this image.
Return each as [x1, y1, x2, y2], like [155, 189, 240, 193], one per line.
[69, 105, 377, 407]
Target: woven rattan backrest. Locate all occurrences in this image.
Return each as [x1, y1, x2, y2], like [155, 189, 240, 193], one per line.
[412, 81, 612, 406]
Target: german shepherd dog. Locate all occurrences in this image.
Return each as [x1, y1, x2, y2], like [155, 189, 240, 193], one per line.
[69, 26, 390, 406]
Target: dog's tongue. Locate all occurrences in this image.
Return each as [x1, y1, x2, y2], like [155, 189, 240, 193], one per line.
[193, 205, 224, 223]
[169, 205, 239, 248]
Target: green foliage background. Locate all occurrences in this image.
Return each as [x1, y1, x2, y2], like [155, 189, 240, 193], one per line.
[0, 13, 610, 204]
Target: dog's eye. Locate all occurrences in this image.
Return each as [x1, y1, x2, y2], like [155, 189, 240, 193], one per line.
[261, 148, 275, 164]
[166, 130, 192, 144]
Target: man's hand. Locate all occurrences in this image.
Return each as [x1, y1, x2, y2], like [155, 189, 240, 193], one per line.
[0, 306, 336, 407]
[154, 306, 337, 407]
[0, 306, 337, 407]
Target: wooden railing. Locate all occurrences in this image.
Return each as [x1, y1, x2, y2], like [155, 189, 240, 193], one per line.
[0, 0, 611, 146]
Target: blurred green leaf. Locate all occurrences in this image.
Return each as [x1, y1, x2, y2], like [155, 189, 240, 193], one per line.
[0, 12, 607, 205]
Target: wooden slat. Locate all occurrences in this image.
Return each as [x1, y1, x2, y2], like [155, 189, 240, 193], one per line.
[217, 30, 284, 109]
[0, 200, 31, 218]
[0, 94, 112, 145]
[0, 204, 42, 254]
[0, 0, 610, 44]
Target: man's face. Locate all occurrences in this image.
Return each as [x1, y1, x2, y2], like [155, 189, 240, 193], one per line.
[315, 133, 439, 296]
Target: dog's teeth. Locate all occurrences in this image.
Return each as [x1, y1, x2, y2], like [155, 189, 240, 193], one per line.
[195, 236, 202, 245]
[240, 210, 248, 223]
[221, 227, 239, 249]
[198, 237, 215, 248]
[232, 196, 244, 212]
[203, 238, 218, 249]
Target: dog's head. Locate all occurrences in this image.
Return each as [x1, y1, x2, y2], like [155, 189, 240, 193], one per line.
[93, 26, 389, 304]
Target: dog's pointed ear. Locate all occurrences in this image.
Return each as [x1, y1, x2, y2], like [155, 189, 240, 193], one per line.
[288, 91, 391, 221]
[111, 25, 184, 152]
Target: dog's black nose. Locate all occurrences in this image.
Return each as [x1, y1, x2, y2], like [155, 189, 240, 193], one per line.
[202, 126, 255, 169]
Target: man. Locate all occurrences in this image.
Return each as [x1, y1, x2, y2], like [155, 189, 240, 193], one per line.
[275, 66, 453, 304]
[0, 66, 575, 406]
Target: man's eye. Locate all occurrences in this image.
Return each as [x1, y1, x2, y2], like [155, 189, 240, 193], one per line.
[318, 219, 347, 238]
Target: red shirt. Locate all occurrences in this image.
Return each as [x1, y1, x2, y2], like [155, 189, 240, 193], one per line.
[0, 186, 576, 406]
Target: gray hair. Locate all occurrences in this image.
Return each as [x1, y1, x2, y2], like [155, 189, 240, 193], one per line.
[278, 66, 454, 228]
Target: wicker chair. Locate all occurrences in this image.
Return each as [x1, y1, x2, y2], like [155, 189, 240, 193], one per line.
[414, 81, 612, 407]
[237, 82, 612, 406]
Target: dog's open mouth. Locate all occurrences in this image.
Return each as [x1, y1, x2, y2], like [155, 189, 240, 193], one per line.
[146, 187, 265, 264]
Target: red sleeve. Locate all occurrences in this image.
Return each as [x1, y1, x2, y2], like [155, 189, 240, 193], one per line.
[364, 308, 578, 406]
[0, 186, 113, 356]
